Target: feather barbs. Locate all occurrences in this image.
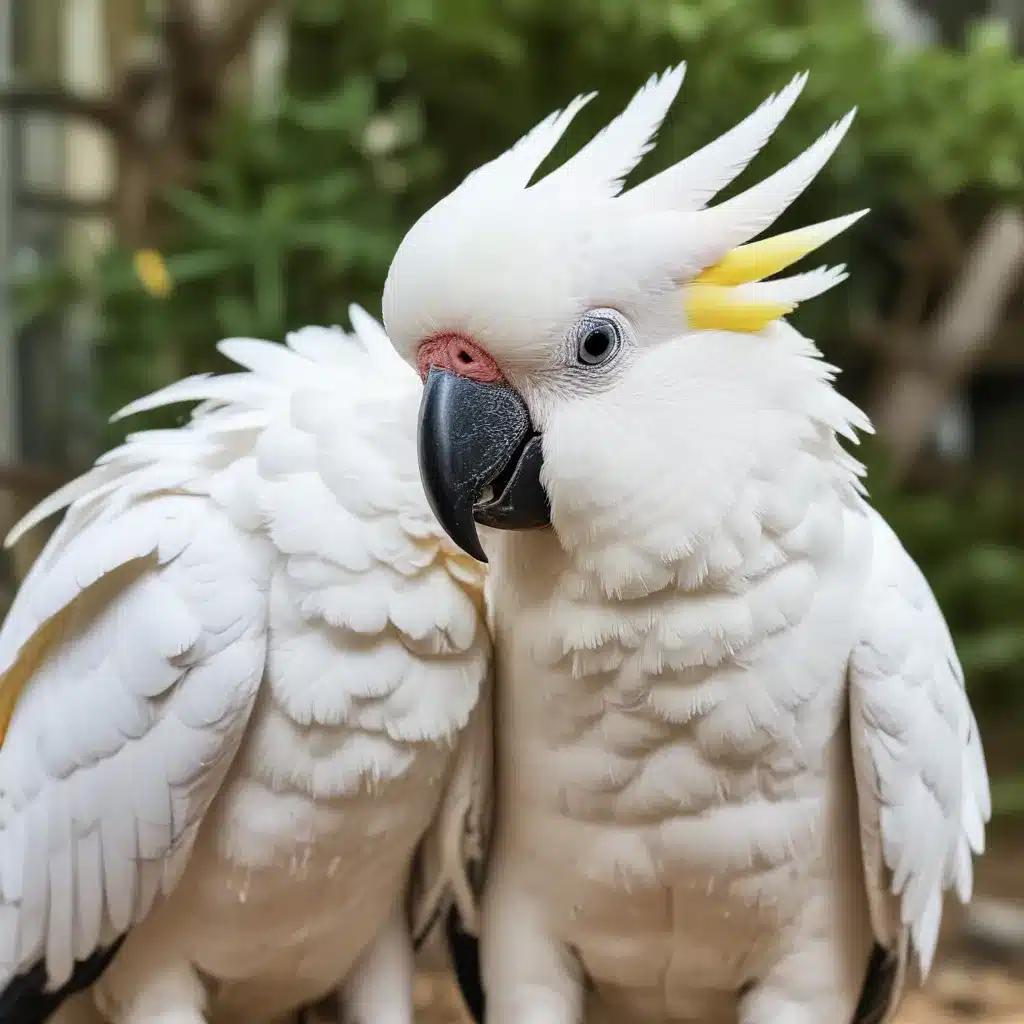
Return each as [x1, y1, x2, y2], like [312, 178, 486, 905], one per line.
[683, 210, 868, 334]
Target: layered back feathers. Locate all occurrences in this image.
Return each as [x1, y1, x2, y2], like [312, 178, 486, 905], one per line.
[7, 308, 419, 551]
[4, 308, 487, 666]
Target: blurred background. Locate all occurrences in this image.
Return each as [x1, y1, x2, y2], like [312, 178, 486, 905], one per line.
[0, 0, 1022, 1021]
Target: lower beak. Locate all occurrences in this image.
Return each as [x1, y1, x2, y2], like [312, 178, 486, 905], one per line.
[417, 368, 550, 563]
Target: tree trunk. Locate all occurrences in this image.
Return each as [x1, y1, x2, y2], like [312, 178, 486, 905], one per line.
[868, 207, 1024, 480]
[0, 0, 288, 247]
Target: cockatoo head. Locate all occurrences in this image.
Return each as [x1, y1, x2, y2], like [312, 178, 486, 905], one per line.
[384, 66, 871, 570]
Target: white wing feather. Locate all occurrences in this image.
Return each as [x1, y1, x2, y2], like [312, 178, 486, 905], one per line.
[849, 507, 991, 982]
[0, 305, 492, 994]
[0, 494, 270, 990]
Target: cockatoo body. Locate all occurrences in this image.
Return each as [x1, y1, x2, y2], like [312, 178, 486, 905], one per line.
[385, 66, 991, 1024]
[0, 310, 492, 1024]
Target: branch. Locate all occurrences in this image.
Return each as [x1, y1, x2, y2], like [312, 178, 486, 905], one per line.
[985, 310, 1024, 367]
[160, 0, 207, 81]
[850, 312, 925, 365]
[164, 0, 199, 25]
[929, 209, 1024, 367]
[910, 199, 962, 278]
[212, 0, 291, 73]
[870, 206, 1024, 479]
[892, 248, 933, 327]
[0, 84, 128, 137]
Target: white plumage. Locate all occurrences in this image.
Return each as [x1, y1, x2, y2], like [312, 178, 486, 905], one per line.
[1, 59, 989, 1024]
[0, 308, 491, 1023]
[382, 64, 991, 1024]
[850, 509, 990, 976]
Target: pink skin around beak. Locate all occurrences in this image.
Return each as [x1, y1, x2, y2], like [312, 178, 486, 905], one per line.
[415, 330, 549, 562]
[416, 332, 505, 384]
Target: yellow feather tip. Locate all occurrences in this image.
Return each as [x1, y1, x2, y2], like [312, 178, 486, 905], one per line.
[134, 249, 173, 299]
[696, 210, 868, 288]
[0, 617, 64, 749]
[0, 682, 17, 748]
[685, 210, 867, 333]
[684, 283, 794, 334]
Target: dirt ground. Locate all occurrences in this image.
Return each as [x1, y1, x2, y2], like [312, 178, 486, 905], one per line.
[411, 825, 1024, 1024]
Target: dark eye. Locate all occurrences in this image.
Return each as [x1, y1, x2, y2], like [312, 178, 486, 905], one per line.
[576, 318, 621, 367]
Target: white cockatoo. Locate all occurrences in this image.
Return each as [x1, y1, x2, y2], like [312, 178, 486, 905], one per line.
[0, 309, 493, 1024]
[384, 66, 992, 1023]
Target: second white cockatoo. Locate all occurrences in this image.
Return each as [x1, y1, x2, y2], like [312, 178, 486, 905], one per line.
[0, 309, 492, 1024]
[383, 66, 992, 1023]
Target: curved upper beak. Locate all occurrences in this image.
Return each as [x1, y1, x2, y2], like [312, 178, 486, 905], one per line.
[417, 368, 550, 563]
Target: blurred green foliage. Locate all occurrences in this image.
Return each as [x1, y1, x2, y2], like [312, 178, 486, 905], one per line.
[16, 0, 1024, 406]
[11, 0, 1024, 778]
[865, 443, 1024, 695]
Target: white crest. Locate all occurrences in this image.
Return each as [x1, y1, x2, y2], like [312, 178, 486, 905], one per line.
[383, 67, 865, 353]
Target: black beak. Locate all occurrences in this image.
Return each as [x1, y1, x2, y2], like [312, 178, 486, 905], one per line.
[417, 368, 551, 563]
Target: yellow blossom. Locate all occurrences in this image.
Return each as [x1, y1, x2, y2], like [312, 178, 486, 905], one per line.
[134, 249, 172, 298]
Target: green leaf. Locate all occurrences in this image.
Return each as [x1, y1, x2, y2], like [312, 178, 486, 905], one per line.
[287, 77, 375, 133]
[215, 294, 258, 338]
[666, 4, 706, 42]
[165, 188, 248, 241]
[165, 249, 245, 283]
[301, 169, 361, 208]
[253, 245, 286, 336]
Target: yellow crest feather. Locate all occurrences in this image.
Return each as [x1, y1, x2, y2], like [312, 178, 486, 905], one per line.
[684, 284, 794, 334]
[684, 210, 867, 333]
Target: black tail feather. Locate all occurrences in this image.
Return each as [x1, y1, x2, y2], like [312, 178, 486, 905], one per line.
[0, 940, 124, 1024]
[445, 903, 485, 1024]
[852, 943, 901, 1024]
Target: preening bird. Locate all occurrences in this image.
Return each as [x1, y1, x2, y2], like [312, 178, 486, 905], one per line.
[384, 66, 992, 1023]
[0, 310, 492, 1024]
